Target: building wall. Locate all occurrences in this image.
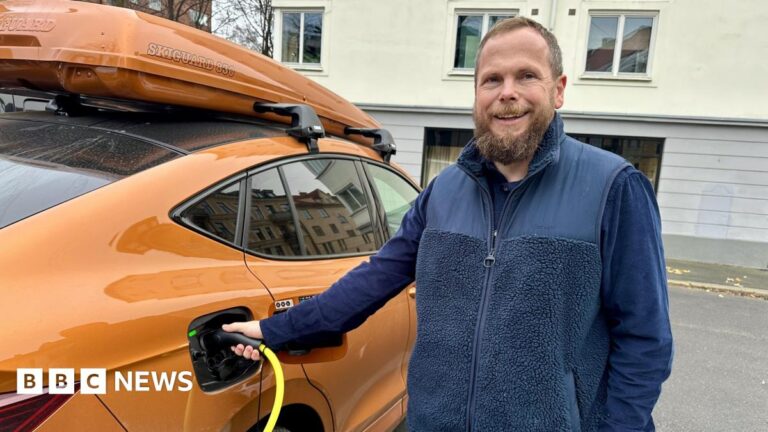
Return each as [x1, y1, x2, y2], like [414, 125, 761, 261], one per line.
[272, 0, 768, 120]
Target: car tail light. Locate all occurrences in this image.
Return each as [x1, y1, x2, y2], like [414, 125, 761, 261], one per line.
[0, 386, 77, 432]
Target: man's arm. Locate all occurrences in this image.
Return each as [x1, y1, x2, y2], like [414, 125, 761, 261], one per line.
[227, 180, 433, 353]
[599, 168, 674, 431]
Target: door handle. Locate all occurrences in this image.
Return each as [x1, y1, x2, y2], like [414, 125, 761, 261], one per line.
[408, 287, 416, 298]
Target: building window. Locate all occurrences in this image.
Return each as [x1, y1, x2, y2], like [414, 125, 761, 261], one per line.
[312, 225, 325, 236]
[454, 11, 516, 70]
[148, 0, 162, 11]
[422, 128, 475, 187]
[318, 208, 330, 218]
[281, 10, 323, 65]
[329, 223, 339, 234]
[337, 185, 366, 212]
[585, 13, 657, 77]
[339, 215, 348, 224]
[301, 209, 313, 220]
[571, 134, 664, 190]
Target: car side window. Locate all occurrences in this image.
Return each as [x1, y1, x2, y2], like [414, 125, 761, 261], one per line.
[180, 181, 241, 243]
[366, 163, 420, 237]
[247, 168, 302, 256]
[282, 159, 378, 256]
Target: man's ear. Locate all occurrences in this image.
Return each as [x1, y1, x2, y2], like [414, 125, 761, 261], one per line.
[554, 74, 567, 109]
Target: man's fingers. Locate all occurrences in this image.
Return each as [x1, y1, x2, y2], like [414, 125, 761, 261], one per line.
[231, 343, 260, 360]
[222, 322, 243, 332]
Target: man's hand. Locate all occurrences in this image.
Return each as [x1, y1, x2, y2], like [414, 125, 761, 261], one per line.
[222, 321, 264, 361]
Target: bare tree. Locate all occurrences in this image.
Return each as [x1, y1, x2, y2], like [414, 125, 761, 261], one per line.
[164, 0, 213, 30]
[213, 0, 274, 56]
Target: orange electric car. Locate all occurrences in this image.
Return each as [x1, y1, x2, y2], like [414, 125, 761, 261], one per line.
[0, 1, 419, 431]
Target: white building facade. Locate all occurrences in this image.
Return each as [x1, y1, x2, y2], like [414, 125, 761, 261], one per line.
[270, 0, 768, 269]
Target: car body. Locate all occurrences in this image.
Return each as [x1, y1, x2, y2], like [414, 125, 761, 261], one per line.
[0, 1, 419, 431]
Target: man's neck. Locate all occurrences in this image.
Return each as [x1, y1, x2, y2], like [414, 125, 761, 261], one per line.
[493, 157, 532, 182]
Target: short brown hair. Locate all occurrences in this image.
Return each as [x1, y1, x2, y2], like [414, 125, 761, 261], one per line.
[474, 16, 563, 81]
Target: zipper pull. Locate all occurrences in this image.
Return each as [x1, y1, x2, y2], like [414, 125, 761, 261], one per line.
[484, 230, 498, 267]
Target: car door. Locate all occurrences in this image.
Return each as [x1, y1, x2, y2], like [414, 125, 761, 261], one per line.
[243, 156, 411, 432]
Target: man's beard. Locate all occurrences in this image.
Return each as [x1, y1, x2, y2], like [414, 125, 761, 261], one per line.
[473, 104, 552, 165]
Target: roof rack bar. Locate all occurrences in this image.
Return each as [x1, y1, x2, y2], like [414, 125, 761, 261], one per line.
[253, 103, 325, 154]
[344, 127, 397, 163]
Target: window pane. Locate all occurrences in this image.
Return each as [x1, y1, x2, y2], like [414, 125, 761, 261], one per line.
[282, 13, 301, 63]
[248, 169, 301, 256]
[367, 164, 420, 237]
[619, 17, 653, 73]
[423, 128, 475, 186]
[489, 15, 513, 29]
[572, 134, 664, 190]
[454, 15, 483, 69]
[183, 182, 240, 243]
[283, 159, 377, 256]
[303, 13, 322, 64]
[586, 16, 618, 72]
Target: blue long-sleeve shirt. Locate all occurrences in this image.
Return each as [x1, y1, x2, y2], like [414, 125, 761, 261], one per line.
[262, 162, 673, 431]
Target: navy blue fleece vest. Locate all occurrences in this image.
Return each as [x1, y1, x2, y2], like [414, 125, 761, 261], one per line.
[408, 118, 628, 431]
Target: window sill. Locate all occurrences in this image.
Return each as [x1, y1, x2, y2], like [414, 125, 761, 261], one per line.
[443, 69, 474, 81]
[579, 74, 652, 82]
[283, 63, 325, 74]
[575, 74, 655, 88]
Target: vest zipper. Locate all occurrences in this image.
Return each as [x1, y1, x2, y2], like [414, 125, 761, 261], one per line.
[457, 163, 544, 431]
[464, 178, 528, 432]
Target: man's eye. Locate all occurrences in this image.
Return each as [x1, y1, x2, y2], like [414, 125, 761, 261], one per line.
[522, 73, 536, 80]
[484, 76, 500, 84]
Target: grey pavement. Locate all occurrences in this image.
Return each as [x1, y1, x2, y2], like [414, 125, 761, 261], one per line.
[666, 259, 768, 297]
[653, 286, 768, 431]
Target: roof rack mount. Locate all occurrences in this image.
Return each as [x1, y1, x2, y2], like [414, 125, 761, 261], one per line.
[253, 103, 325, 154]
[345, 127, 397, 163]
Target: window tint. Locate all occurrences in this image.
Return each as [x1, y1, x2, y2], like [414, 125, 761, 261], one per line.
[180, 182, 241, 243]
[0, 118, 179, 229]
[367, 164, 420, 237]
[247, 169, 302, 256]
[282, 159, 377, 256]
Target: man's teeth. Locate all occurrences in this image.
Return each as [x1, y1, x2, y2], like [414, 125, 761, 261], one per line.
[496, 114, 523, 119]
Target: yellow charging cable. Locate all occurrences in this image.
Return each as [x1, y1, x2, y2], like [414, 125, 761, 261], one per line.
[257, 344, 284, 432]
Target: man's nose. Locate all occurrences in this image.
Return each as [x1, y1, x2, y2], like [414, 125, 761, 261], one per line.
[498, 78, 519, 102]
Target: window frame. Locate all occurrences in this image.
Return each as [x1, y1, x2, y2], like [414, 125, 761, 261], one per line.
[171, 154, 413, 261]
[274, 8, 326, 72]
[581, 11, 659, 81]
[446, 9, 519, 78]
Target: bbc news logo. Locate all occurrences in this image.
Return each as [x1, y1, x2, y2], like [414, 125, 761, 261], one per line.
[17, 368, 194, 394]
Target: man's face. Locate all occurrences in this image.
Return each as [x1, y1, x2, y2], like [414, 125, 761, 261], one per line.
[473, 28, 566, 165]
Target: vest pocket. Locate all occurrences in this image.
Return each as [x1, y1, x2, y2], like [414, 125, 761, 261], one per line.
[565, 370, 582, 432]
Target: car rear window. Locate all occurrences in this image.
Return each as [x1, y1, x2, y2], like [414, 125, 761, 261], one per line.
[0, 118, 180, 229]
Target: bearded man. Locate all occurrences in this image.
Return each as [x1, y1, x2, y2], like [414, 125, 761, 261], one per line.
[224, 16, 674, 432]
